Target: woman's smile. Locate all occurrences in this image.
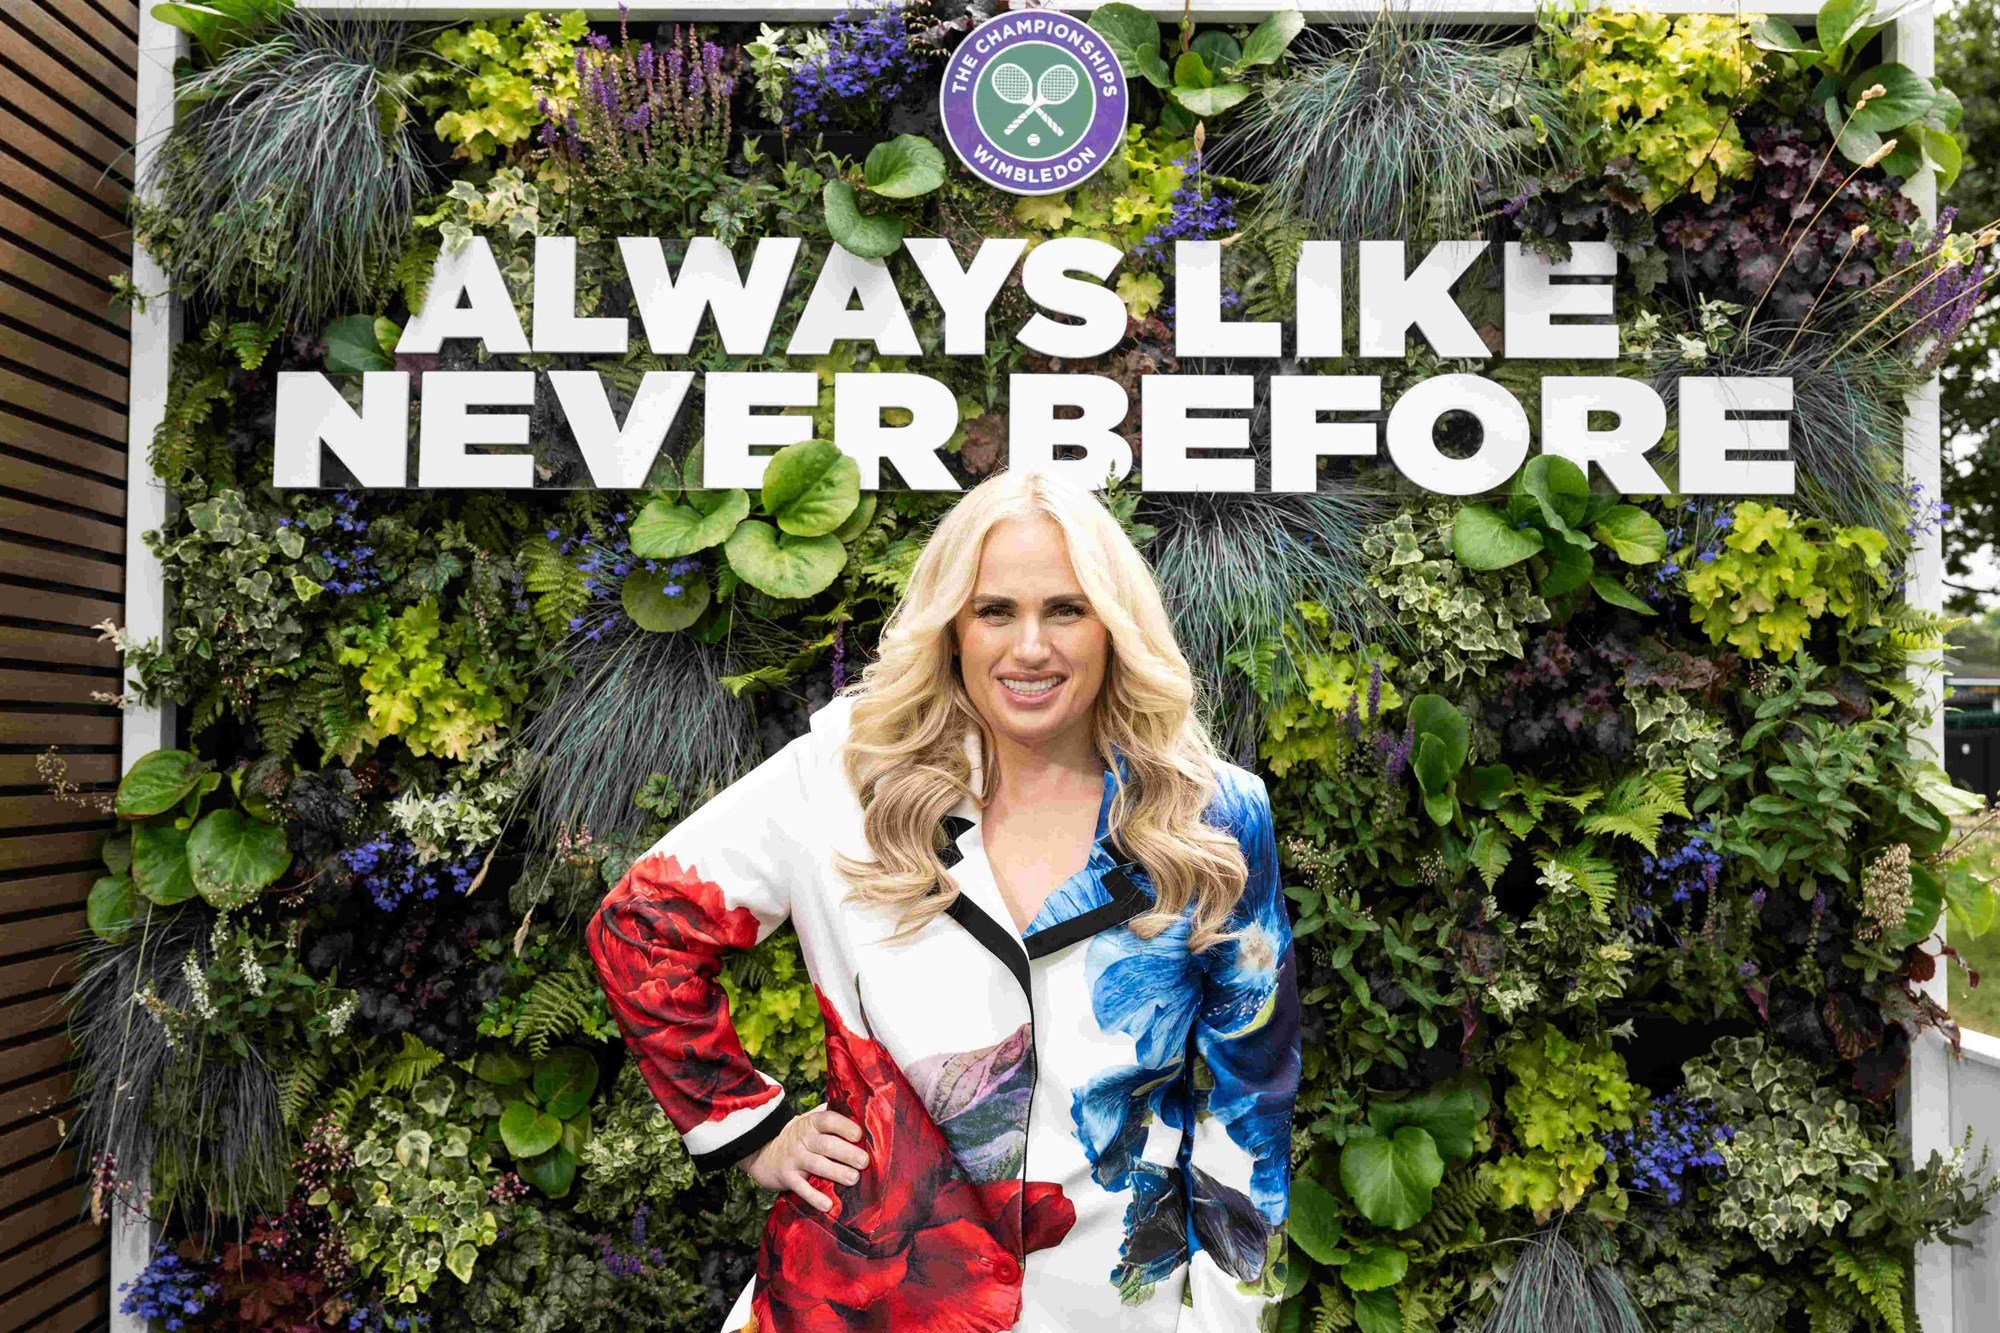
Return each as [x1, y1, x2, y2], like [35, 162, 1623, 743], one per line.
[999, 673, 1065, 704]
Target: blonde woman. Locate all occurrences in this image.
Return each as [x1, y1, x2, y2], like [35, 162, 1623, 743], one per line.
[587, 468, 1301, 1333]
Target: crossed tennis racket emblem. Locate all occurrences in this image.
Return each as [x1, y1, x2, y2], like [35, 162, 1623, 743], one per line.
[991, 61, 1080, 137]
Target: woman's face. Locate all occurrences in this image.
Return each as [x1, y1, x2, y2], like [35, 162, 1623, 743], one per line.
[952, 515, 1110, 754]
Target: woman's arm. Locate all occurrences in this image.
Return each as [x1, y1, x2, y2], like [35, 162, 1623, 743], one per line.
[1179, 772, 1302, 1330]
[585, 728, 821, 1178]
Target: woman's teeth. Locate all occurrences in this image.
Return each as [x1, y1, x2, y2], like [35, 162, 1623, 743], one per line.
[1002, 678, 1060, 697]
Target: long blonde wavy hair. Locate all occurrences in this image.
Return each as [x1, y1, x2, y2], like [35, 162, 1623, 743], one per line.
[830, 468, 1250, 954]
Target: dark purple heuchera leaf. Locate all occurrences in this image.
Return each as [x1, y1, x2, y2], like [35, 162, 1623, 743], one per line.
[1657, 121, 1920, 328]
[1486, 623, 1640, 762]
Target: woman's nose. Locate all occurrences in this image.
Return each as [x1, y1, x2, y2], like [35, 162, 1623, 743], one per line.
[1013, 617, 1052, 657]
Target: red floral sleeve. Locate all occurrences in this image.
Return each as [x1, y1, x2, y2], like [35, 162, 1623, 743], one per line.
[587, 729, 820, 1176]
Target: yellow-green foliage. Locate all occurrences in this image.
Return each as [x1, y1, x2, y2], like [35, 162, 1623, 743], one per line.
[336, 598, 528, 762]
[1482, 1023, 1637, 1221]
[1257, 610, 1403, 780]
[1681, 502, 1892, 660]
[425, 11, 589, 162]
[1543, 9, 1764, 210]
[1012, 125, 1198, 318]
[720, 929, 826, 1087]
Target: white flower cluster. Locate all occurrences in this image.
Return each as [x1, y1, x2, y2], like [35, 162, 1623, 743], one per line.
[183, 950, 218, 1021]
[325, 992, 360, 1038]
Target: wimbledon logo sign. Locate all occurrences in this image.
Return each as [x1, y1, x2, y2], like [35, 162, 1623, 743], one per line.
[940, 9, 1128, 196]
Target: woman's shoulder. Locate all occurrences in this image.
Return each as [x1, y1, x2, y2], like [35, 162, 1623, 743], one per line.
[1201, 754, 1273, 845]
[807, 691, 861, 746]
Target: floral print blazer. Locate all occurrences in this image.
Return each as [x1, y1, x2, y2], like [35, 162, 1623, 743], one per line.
[587, 693, 1301, 1333]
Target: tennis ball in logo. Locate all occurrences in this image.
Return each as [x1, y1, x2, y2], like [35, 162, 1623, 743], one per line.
[974, 43, 1090, 163]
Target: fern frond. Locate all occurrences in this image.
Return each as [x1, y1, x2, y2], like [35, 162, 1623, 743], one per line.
[1310, 1282, 1358, 1333]
[1889, 603, 1966, 653]
[1539, 842, 1619, 920]
[256, 684, 311, 756]
[1579, 770, 1690, 853]
[512, 960, 607, 1060]
[277, 1049, 330, 1128]
[521, 535, 590, 640]
[1821, 1244, 1905, 1333]
[1407, 1167, 1492, 1250]
[380, 1033, 444, 1091]
[324, 1067, 381, 1134]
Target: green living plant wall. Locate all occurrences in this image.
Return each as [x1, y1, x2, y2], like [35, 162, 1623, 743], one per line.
[72, 0, 2000, 1329]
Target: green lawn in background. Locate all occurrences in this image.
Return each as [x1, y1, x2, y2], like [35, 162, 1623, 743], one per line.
[1950, 825, 2000, 1039]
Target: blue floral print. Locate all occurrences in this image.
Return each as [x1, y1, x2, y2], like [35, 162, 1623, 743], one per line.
[1070, 759, 1300, 1297]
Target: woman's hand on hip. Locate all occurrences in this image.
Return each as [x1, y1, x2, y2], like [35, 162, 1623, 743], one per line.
[739, 1105, 869, 1211]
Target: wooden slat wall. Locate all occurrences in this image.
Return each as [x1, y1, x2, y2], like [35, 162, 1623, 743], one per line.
[1, 0, 140, 1327]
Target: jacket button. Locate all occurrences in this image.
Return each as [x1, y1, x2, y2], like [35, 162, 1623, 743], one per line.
[994, 1256, 1020, 1283]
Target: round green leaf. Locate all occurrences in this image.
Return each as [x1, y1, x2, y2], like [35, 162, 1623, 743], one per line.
[533, 1047, 600, 1121]
[863, 134, 947, 199]
[1845, 63, 1934, 134]
[1174, 81, 1252, 118]
[1354, 1287, 1404, 1332]
[1515, 454, 1590, 530]
[187, 808, 292, 910]
[1408, 695, 1468, 774]
[324, 314, 394, 372]
[1749, 16, 1811, 55]
[762, 439, 860, 537]
[499, 1100, 562, 1159]
[1539, 532, 1595, 598]
[474, 1048, 532, 1086]
[1367, 1083, 1489, 1170]
[1236, 9, 1304, 68]
[1589, 505, 1668, 564]
[519, 1142, 578, 1198]
[1452, 504, 1544, 570]
[622, 568, 710, 632]
[724, 521, 849, 600]
[822, 180, 904, 261]
[132, 820, 196, 906]
[832, 492, 878, 544]
[1339, 1127, 1444, 1231]
[88, 874, 138, 943]
[1089, 3, 1169, 87]
[102, 831, 132, 877]
[117, 749, 209, 819]
[1818, 0, 1880, 58]
[629, 488, 748, 558]
[1286, 1178, 1343, 1265]
[1191, 31, 1241, 73]
[1343, 1244, 1409, 1293]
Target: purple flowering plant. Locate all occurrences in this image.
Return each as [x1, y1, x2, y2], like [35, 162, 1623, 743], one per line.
[1602, 1091, 1733, 1204]
[541, 10, 737, 182]
[786, 0, 932, 133]
[121, 1242, 221, 1332]
[339, 831, 484, 912]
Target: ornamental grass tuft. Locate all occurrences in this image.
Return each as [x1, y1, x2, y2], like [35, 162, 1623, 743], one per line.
[139, 13, 431, 327]
[1233, 15, 1571, 241]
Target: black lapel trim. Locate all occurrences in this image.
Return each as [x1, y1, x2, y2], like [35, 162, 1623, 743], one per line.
[944, 892, 1030, 995]
[937, 812, 1031, 995]
[1023, 862, 1152, 959]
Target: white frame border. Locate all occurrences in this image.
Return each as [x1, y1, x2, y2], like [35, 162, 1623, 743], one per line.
[115, 2, 1951, 1330]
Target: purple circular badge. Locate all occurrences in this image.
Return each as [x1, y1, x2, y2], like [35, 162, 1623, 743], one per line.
[940, 9, 1129, 196]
